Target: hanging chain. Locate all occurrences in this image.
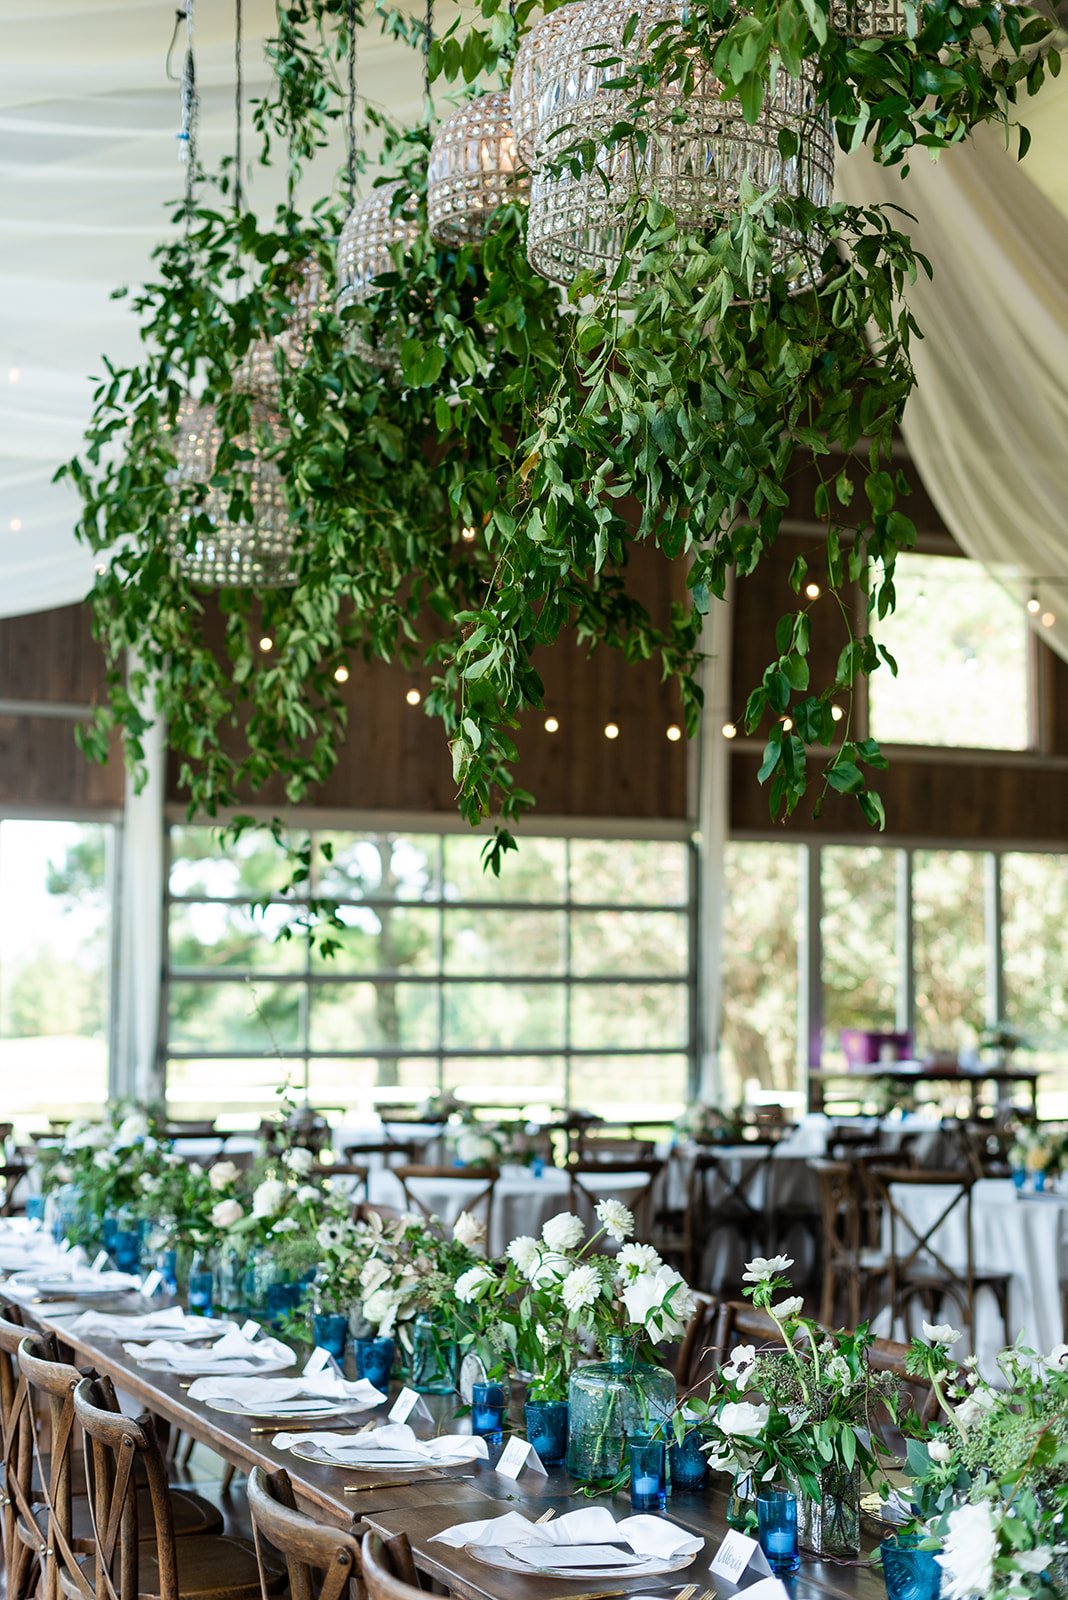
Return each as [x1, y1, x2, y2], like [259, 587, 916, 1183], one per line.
[345, 0, 358, 210]
[504, 0, 517, 64]
[174, 4, 197, 243]
[423, 0, 434, 107]
[233, 0, 244, 217]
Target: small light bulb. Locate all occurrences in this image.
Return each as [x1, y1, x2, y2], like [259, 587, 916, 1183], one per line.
[460, 525, 476, 543]
[1041, 610, 1056, 628]
[9, 518, 21, 532]
[259, 635, 273, 652]
[544, 716, 559, 733]
[831, 704, 844, 723]
[333, 665, 349, 683]
[604, 722, 620, 740]
[804, 581, 820, 600]
[1027, 595, 1041, 615]
[666, 724, 682, 742]
[782, 717, 794, 732]
[722, 722, 737, 740]
[406, 688, 421, 706]
[7, 367, 20, 384]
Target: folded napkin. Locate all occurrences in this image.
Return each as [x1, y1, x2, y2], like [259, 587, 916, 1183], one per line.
[430, 1509, 701, 1562]
[70, 1306, 236, 1340]
[273, 1420, 489, 1465]
[123, 1329, 294, 1375]
[188, 1374, 385, 1410]
[6, 1268, 141, 1296]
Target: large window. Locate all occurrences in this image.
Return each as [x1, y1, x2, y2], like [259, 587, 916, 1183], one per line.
[0, 819, 117, 1128]
[869, 553, 1030, 749]
[164, 827, 696, 1124]
[720, 842, 1068, 1117]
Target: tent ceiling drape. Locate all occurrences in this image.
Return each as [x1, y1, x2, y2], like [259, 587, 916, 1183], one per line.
[2, 6, 1067, 637]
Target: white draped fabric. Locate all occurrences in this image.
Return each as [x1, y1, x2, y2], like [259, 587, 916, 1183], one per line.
[836, 80, 1068, 664]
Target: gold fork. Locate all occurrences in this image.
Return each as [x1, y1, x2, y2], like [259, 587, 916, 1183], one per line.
[673, 1583, 698, 1600]
[534, 1507, 557, 1525]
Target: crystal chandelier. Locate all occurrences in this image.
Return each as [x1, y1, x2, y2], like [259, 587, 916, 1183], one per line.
[427, 91, 530, 246]
[166, 398, 297, 586]
[829, 0, 908, 34]
[523, 0, 835, 295]
[336, 183, 421, 367]
[510, 4, 583, 168]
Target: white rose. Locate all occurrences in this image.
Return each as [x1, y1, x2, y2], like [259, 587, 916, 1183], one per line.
[722, 1343, 757, 1383]
[283, 1146, 315, 1176]
[954, 1386, 998, 1430]
[452, 1211, 486, 1252]
[826, 1354, 852, 1389]
[718, 1400, 770, 1437]
[561, 1264, 602, 1314]
[209, 1160, 241, 1191]
[455, 1265, 495, 1303]
[742, 1255, 794, 1283]
[115, 1112, 150, 1145]
[621, 1265, 695, 1339]
[936, 1501, 999, 1600]
[295, 1185, 321, 1206]
[594, 1199, 634, 1243]
[928, 1439, 952, 1464]
[617, 1243, 661, 1275]
[252, 1178, 288, 1219]
[360, 1258, 392, 1293]
[362, 1288, 402, 1336]
[541, 1212, 585, 1252]
[922, 1321, 963, 1347]
[507, 1236, 542, 1276]
[771, 1296, 803, 1320]
[211, 1198, 244, 1229]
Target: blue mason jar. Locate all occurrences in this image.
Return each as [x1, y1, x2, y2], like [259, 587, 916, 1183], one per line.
[669, 1426, 709, 1491]
[312, 1314, 349, 1362]
[524, 1399, 569, 1468]
[354, 1335, 394, 1389]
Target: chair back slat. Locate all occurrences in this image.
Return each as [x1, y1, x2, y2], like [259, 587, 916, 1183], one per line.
[393, 1165, 498, 1233]
[674, 1295, 718, 1397]
[361, 1532, 423, 1600]
[567, 1159, 663, 1240]
[247, 1466, 362, 1600]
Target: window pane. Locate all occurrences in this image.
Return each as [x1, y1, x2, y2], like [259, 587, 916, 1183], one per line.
[167, 980, 303, 1051]
[570, 840, 689, 905]
[570, 911, 687, 977]
[0, 820, 114, 1127]
[442, 1057, 565, 1113]
[169, 825, 306, 899]
[442, 836, 566, 902]
[310, 984, 438, 1051]
[443, 983, 566, 1050]
[719, 842, 802, 1099]
[443, 909, 564, 976]
[308, 1058, 439, 1116]
[821, 846, 899, 1067]
[912, 850, 987, 1053]
[869, 553, 1029, 749]
[571, 983, 688, 1050]
[165, 1057, 306, 1123]
[310, 907, 438, 975]
[570, 1054, 688, 1118]
[169, 902, 307, 974]
[1002, 852, 1068, 1119]
[314, 833, 439, 901]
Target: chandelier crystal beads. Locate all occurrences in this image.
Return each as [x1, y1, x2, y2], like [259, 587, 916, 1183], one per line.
[336, 182, 421, 367]
[427, 91, 529, 246]
[510, 5, 585, 168]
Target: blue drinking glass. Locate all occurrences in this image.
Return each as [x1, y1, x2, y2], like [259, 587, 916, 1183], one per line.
[25, 1196, 46, 1224]
[354, 1335, 394, 1389]
[629, 1434, 667, 1513]
[881, 1535, 944, 1600]
[313, 1314, 349, 1362]
[112, 1230, 143, 1275]
[757, 1488, 800, 1576]
[471, 1381, 505, 1444]
[524, 1399, 568, 1468]
[669, 1428, 708, 1491]
[188, 1263, 214, 1318]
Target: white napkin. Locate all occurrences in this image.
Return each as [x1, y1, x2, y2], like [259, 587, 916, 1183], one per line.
[123, 1330, 294, 1374]
[431, 1509, 701, 1561]
[188, 1374, 385, 1410]
[7, 1268, 141, 1296]
[71, 1306, 236, 1340]
[273, 1421, 489, 1465]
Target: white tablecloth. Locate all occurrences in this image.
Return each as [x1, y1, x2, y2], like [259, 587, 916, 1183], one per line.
[366, 1164, 654, 1257]
[880, 1178, 1068, 1376]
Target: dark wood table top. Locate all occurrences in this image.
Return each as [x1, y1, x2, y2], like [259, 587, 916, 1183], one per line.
[12, 1288, 886, 1600]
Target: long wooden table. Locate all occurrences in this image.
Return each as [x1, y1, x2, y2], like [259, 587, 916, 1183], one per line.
[12, 1289, 886, 1600]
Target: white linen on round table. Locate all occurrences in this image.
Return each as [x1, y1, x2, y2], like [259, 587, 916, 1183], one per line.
[879, 1177, 1068, 1377]
[366, 1164, 653, 1256]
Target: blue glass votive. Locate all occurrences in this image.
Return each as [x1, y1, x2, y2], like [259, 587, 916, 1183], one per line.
[669, 1428, 708, 1492]
[354, 1334, 394, 1388]
[157, 1247, 179, 1296]
[471, 1381, 505, 1442]
[757, 1488, 799, 1576]
[880, 1535, 944, 1600]
[188, 1264, 214, 1318]
[314, 1314, 349, 1362]
[1035, 1170, 1047, 1192]
[629, 1434, 667, 1514]
[1012, 1168, 1026, 1190]
[111, 1230, 143, 1275]
[524, 1399, 568, 1469]
[25, 1195, 46, 1224]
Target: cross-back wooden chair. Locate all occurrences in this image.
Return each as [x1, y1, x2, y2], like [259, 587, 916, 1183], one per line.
[673, 1294, 719, 1399]
[684, 1149, 777, 1290]
[361, 1532, 424, 1600]
[0, 1309, 38, 1600]
[567, 1159, 664, 1242]
[0, 1159, 29, 1216]
[342, 1140, 425, 1169]
[573, 1137, 657, 1164]
[810, 1158, 888, 1329]
[393, 1165, 498, 1234]
[247, 1467, 362, 1600]
[65, 1374, 284, 1600]
[870, 1166, 1010, 1348]
[311, 1163, 369, 1204]
[711, 1301, 786, 1371]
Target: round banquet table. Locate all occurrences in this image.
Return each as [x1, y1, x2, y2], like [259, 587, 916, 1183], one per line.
[366, 1162, 654, 1257]
[879, 1177, 1068, 1377]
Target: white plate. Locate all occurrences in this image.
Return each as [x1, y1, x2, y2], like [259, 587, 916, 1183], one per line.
[464, 1545, 695, 1580]
[206, 1398, 366, 1419]
[286, 1441, 452, 1471]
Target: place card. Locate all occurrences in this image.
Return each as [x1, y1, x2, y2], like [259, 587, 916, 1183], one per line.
[240, 1319, 261, 1340]
[389, 1385, 433, 1424]
[304, 1346, 342, 1377]
[735, 1579, 791, 1600]
[91, 1250, 109, 1272]
[140, 1269, 163, 1298]
[709, 1529, 771, 1586]
[495, 1436, 547, 1480]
